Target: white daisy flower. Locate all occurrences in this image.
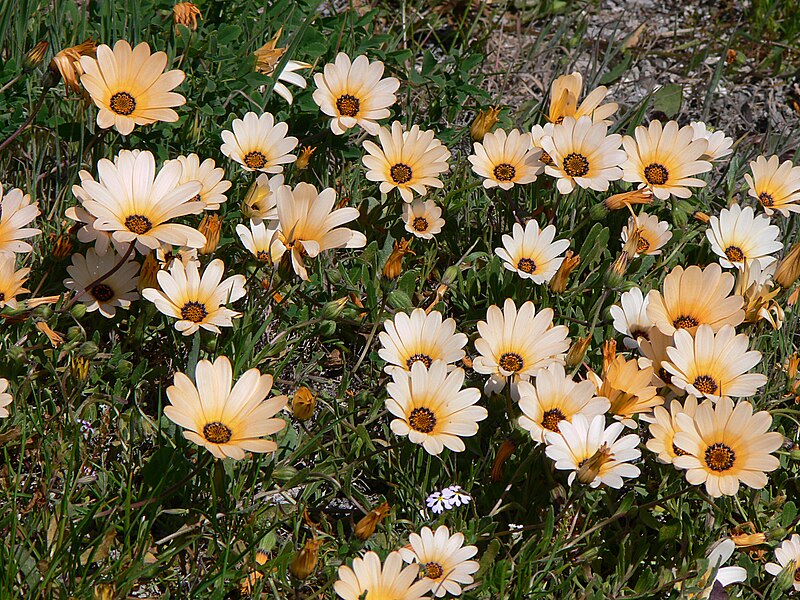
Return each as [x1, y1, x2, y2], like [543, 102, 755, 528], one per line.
[495, 220, 570, 284]
[171, 153, 231, 211]
[220, 111, 298, 173]
[399, 526, 479, 598]
[706, 203, 782, 270]
[468, 129, 543, 190]
[621, 212, 672, 256]
[403, 199, 445, 239]
[64, 247, 139, 318]
[609, 287, 653, 349]
[765, 534, 800, 591]
[690, 122, 734, 162]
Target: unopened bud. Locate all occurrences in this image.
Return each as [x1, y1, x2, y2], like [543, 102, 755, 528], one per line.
[289, 539, 322, 580]
[602, 189, 653, 211]
[731, 532, 766, 547]
[198, 214, 221, 255]
[602, 340, 617, 375]
[24, 41, 49, 71]
[49, 39, 97, 94]
[565, 335, 592, 369]
[470, 106, 502, 142]
[776, 561, 796, 591]
[549, 250, 580, 293]
[71, 356, 90, 383]
[383, 239, 414, 280]
[292, 386, 316, 421]
[692, 211, 710, 224]
[319, 297, 347, 320]
[491, 438, 516, 482]
[354, 502, 390, 540]
[576, 443, 613, 485]
[295, 146, 316, 171]
[78, 341, 99, 358]
[775, 242, 800, 288]
[603, 253, 629, 288]
[51, 233, 74, 260]
[70, 303, 87, 319]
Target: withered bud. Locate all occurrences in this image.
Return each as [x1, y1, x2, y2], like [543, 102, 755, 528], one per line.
[254, 29, 286, 76]
[602, 189, 653, 211]
[692, 211, 710, 224]
[726, 49, 737, 64]
[138, 253, 160, 292]
[71, 356, 90, 383]
[565, 335, 592, 369]
[425, 283, 449, 314]
[198, 214, 221, 255]
[51, 233, 74, 260]
[49, 39, 97, 94]
[292, 386, 316, 421]
[621, 227, 641, 259]
[731, 532, 766, 548]
[289, 539, 322, 580]
[173, 2, 202, 31]
[24, 41, 49, 71]
[35, 321, 64, 347]
[295, 146, 317, 171]
[787, 354, 799, 382]
[470, 106, 502, 142]
[354, 502, 390, 540]
[576, 443, 613, 485]
[602, 340, 617, 375]
[491, 438, 517, 482]
[383, 239, 414, 280]
[549, 250, 580, 293]
[775, 241, 800, 289]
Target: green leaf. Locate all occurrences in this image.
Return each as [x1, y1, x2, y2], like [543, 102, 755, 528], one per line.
[653, 83, 683, 118]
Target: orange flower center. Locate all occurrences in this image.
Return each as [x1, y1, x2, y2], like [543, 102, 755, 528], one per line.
[693, 375, 718, 395]
[336, 94, 360, 117]
[203, 421, 233, 444]
[424, 561, 444, 580]
[672, 315, 699, 330]
[672, 442, 689, 457]
[493, 163, 516, 181]
[412, 217, 429, 232]
[704, 442, 735, 472]
[724, 245, 744, 262]
[517, 257, 536, 274]
[406, 353, 433, 369]
[390, 163, 413, 184]
[409, 407, 437, 433]
[109, 91, 136, 115]
[498, 352, 524, 373]
[125, 214, 153, 235]
[540, 150, 553, 165]
[541, 408, 566, 433]
[563, 152, 589, 177]
[758, 192, 774, 207]
[636, 236, 651, 253]
[643, 163, 669, 185]
[181, 301, 208, 323]
[244, 151, 268, 169]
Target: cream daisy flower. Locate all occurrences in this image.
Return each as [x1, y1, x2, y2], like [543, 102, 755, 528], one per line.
[164, 356, 287, 460]
[645, 396, 698, 464]
[79, 40, 185, 135]
[672, 397, 782, 497]
[378, 308, 467, 375]
[663, 325, 766, 400]
[0, 255, 29, 310]
[610, 287, 653, 349]
[468, 129, 543, 190]
[646, 263, 744, 336]
[363, 121, 450, 203]
[171, 154, 231, 211]
[621, 212, 672, 256]
[313, 53, 400, 136]
[0, 378, 11, 418]
[68, 174, 119, 255]
[518, 363, 610, 443]
[398, 526, 479, 598]
[64, 247, 139, 318]
[0, 184, 41, 255]
[76, 149, 206, 255]
[744, 155, 800, 216]
[621, 120, 712, 199]
[495, 220, 570, 284]
[690, 122, 733, 162]
[243, 173, 283, 221]
[548, 72, 618, 125]
[697, 539, 747, 595]
[599, 356, 663, 427]
[142, 258, 246, 336]
[765, 534, 800, 591]
[403, 199, 445, 239]
[530, 123, 555, 167]
[544, 414, 641, 488]
[706, 203, 782, 269]
[335, 551, 432, 600]
[220, 112, 298, 173]
[472, 298, 570, 396]
[269, 182, 367, 281]
[236, 219, 278, 262]
[541, 116, 625, 193]
[386, 361, 487, 455]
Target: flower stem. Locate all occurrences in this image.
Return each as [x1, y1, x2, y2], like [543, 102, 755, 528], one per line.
[0, 83, 50, 153]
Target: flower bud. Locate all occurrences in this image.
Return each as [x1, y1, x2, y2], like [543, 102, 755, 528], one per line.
[565, 335, 591, 369]
[491, 438, 516, 482]
[589, 202, 609, 221]
[602, 340, 617, 375]
[692, 211, 710, 224]
[24, 41, 49, 71]
[383, 239, 414, 280]
[289, 539, 322, 580]
[78, 341, 99, 358]
[549, 250, 580, 293]
[138, 252, 160, 292]
[198, 214, 221, 255]
[787, 354, 799, 382]
[70, 303, 87, 319]
[603, 254, 628, 288]
[292, 386, 316, 421]
[602, 189, 652, 211]
[173, 2, 202, 31]
[776, 561, 796, 591]
[71, 356, 90, 383]
[354, 502, 390, 540]
[295, 146, 317, 171]
[319, 297, 347, 320]
[51, 233, 74, 260]
[576, 443, 613, 485]
[35, 321, 64, 347]
[470, 106, 502, 142]
[775, 242, 800, 288]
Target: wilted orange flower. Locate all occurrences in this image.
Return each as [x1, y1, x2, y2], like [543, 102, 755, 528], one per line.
[173, 2, 202, 30]
[198, 214, 221, 255]
[289, 539, 323, 580]
[602, 188, 653, 211]
[470, 106, 502, 142]
[549, 250, 580, 293]
[354, 502, 391, 540]
[295, 146, 317, 170]
[383, 239, 414, 280]
[49, 39, 97, 93]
